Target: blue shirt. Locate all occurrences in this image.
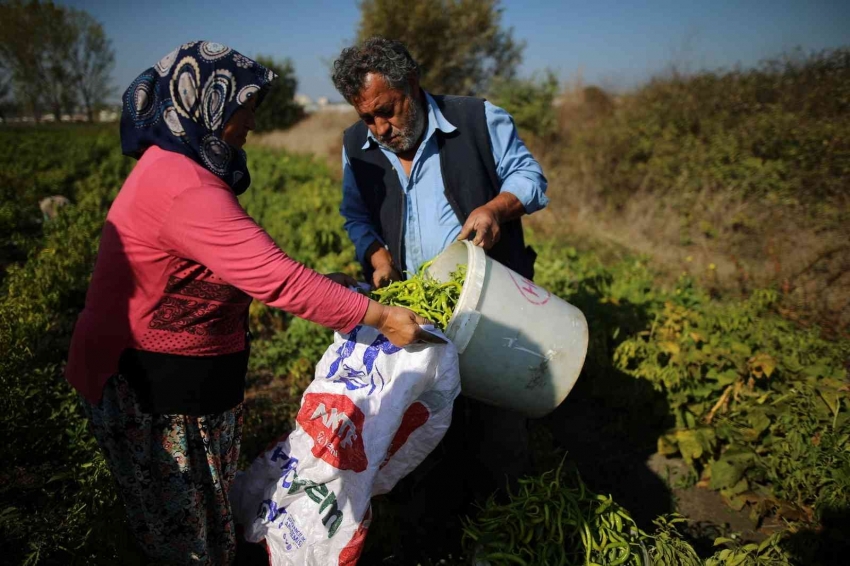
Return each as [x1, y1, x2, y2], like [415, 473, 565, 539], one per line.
[340, 92, 549, 276]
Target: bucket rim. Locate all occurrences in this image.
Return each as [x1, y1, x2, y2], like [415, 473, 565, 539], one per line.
[427, 240, 486, 354]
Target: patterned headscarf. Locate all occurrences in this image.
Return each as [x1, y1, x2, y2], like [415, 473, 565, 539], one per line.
[120, 41, 277, 195]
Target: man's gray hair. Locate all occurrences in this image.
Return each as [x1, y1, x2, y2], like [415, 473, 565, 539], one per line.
[332, 37, 420, 103]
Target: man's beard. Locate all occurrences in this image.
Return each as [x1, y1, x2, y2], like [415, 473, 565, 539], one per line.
[377, 95, 426, 154]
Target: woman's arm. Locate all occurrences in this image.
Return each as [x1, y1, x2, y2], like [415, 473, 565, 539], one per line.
[159, 184, 430, 346]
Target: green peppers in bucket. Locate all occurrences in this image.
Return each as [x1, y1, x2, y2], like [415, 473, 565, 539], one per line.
[371, 260, 467, 331]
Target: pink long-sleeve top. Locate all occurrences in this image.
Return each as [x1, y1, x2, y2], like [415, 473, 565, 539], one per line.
[66, 145, 369, 403]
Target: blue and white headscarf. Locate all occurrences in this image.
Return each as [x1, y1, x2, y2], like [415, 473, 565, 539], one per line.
[120, 41, 277, 195]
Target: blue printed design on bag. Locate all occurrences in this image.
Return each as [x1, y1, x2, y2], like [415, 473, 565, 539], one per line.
[259, 498, 285, 522]
[324, 327, 401, 395]
[363, 334, 401, 373]
[327, 327, 360, 378]
[270, 446, 299, 489]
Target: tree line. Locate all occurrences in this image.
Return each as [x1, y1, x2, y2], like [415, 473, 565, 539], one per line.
[0, 0, 546, 132]
[0, 0, 115, 123]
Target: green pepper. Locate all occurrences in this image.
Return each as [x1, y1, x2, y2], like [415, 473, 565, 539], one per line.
[371, 261, 466, 331]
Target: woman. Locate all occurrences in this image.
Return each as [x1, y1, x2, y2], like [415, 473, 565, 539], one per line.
[65, 41, 431, 565]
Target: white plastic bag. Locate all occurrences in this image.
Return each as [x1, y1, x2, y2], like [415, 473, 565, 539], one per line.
[231, 325, 460, 565]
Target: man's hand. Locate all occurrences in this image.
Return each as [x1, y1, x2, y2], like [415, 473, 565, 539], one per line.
[365, 240, 401, 289]
[457, 204, 501, 250]
[372, 263, 402, 289]
[457, 192, 527, 250]
[324, 272, 359, 288]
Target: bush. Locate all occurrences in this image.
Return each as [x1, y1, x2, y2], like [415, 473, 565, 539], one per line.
[253, 56, 305, 133]
[0, 139, 133, 564]
[488, 71, 560, 140]
[565, 48, 850, 207]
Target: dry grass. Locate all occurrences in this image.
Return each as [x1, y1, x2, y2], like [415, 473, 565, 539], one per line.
[252, 87, 850, 336]
[251, 108, 358, 175]
[526, 137, 850, 337]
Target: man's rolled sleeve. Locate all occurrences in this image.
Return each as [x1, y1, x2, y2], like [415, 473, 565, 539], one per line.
[340, 146, 385, 265]
[484, 101, 550, 214]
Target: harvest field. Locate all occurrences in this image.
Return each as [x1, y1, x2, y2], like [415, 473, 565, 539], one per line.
[2, 51, 850, 566]
[1, 124, 847, 566]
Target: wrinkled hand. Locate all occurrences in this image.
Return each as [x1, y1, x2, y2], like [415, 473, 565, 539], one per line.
[457, 204, 501, 250]
[361, 302, 442, 347]
[324, 272, 359, 288]
[372, 263, 402, 289]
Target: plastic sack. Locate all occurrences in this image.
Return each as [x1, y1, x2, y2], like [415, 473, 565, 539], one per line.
[230, 325, 460, 565]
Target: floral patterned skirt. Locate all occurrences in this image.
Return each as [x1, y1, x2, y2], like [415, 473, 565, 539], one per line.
[82, 374, 243, 565]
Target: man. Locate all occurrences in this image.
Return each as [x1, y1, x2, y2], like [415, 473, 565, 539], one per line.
[331, 36, 549, 557]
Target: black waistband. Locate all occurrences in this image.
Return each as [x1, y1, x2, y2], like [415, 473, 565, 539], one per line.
[118, 346, 249, 416]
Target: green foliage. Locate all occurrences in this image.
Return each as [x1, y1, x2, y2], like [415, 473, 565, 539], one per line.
[0, 126, 115, 276]
[357, 0, 523, 95]
[0, 132, 132, 564]
[462, 463, 793, 565]
[612, 277, 849, 520]
[529, 235, 849, 544]
[488, 71, 560, 140]
[566, 48, 850, 208]
[253, 56, 305, 133]
[3, 125, 847, 563]
[704, 533, 792, 566]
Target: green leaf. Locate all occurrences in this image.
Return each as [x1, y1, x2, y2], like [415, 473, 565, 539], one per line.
[731, 342, 752, 356]
[709, 457, 750, 490]
[804, 364, 829, 378]
[714, 369, 739, 386]
[658, 434, 679, 456]
[725, 493, 748, 511]
[817, 388, 840, 416]
[746, 411, 771, 434]
[675, 428, 715, 465]
[675, 430, 704, 464]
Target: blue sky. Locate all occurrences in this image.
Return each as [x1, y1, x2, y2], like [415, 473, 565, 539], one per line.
[62, 0, 850, 101]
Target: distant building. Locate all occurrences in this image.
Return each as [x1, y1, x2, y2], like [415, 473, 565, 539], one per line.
[293, 93, 352, 114]
[294, 94, 314, 110]
[98, 108, 120, 122]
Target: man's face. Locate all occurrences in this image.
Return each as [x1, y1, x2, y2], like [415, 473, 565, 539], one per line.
[352, 73, 425, 154]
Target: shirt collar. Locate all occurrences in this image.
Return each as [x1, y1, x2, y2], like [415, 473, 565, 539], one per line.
[361, 90, 457, 150]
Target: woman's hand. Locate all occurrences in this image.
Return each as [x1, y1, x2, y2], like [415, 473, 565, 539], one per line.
[361, 300, 441, 347]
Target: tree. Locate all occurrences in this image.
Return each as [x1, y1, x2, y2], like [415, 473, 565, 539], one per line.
[41, 1, 78, 121]
[0, 0, 47, 120]
[357, 0, 524, 96]
[253, 56, 305, 133]
[69, 10, 115, 122]
[0, 60, 13, 121]
[0, 1, 114, 122]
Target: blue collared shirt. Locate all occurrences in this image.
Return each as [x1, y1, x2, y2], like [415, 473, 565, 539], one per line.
[341, 92, 549, 276]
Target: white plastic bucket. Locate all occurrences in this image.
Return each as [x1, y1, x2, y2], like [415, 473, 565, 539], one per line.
[426, 241, 589, 418]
